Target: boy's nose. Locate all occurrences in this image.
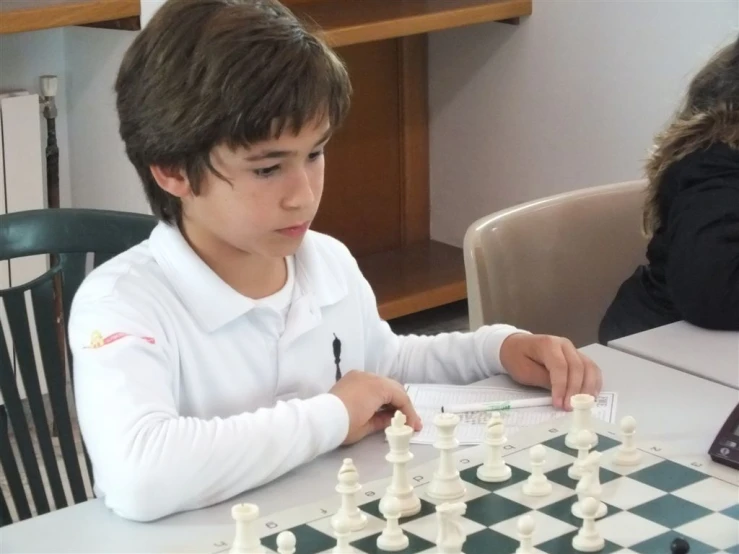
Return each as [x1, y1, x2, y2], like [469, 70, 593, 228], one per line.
[284, 170, 315, 209]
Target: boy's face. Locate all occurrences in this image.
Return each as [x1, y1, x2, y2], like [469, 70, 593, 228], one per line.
[171, 118, 331, 261]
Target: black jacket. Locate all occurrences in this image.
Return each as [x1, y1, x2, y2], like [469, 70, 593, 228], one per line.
[599, 142, 739, 343]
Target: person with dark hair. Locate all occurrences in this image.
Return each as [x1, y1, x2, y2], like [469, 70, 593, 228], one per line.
[69, 0, 601, 522]
[600, 35, 739, 343]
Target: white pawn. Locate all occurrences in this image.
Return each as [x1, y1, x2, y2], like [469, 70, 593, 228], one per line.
[333, 458, 367, 531]
[376, 495, 409, 551]
[569, 429, 595, 480]
[332, 514, 354, 554]
[515, 514, 536, 554]
[476, 412, 512, 483]
[522, 445, 552, 496]
[427, 413, 466, 500]
[572, 452, 607, 519]
[276, 531, 296, 554]
[613, 416, 642, 466]
[572, 497, 605, 552]
[230, 504, 264, 554]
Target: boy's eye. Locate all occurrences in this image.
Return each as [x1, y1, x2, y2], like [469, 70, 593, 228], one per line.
[308, 150, 324, 161]
[253, 164, 280, 178]
[252, 150, 322, 177]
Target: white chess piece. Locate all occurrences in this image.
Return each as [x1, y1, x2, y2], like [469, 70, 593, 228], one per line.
[230, 503, 264, 554]
[569, 429, 595, 480]
[476, 412, 512, 483]
[515, 514, 536, 554]
[427, 413, 466, 500]
[522, 445, 552, 496]
[572, 497, 605, 552]
[332, 458, 367, 531]
[276, 531, 296, 554]
[435, 502, 467, 554]
[331, 514, 355, 554]
[382, 411, 422, 517]
[376, 495, 409, 551]
[572, 451, 607, 519]
[566, 394, 598, 449]
[613, 415, 642, 466]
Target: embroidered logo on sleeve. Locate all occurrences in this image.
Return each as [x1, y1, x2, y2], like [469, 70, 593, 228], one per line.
[85, 330, 156, 349]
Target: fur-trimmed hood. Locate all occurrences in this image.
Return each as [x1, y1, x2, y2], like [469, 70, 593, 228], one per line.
[643, 104, 739, 234]
[646, 104, 739, 187]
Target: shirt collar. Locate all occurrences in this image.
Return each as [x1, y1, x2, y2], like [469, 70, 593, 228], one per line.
[149, 222, 348, 332]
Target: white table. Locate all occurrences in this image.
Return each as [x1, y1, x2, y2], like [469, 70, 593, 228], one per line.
[2, 344, 738, 553]
[609, 321, 739, 389]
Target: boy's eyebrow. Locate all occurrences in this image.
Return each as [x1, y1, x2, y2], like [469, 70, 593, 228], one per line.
[245, 129, 333, 162]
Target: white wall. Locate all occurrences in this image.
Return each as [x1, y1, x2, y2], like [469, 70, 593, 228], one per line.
[63, 28, 147, 214]
[428, 1, 738, 247]
[0, 29, 72, 209]
[140, 0, 165, 27]
[0, 26, 146, 214]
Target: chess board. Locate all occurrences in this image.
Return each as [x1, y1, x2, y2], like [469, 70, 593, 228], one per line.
[208, 417, 739, 554]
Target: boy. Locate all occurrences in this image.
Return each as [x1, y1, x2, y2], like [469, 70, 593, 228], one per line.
[68, 0, 601, 523]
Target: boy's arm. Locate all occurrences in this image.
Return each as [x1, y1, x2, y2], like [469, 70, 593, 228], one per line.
[355, 264, 524, 384]
[69, 298, 348, 522]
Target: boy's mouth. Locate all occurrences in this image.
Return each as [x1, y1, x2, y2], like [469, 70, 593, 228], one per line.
[276, 221, 310, 238]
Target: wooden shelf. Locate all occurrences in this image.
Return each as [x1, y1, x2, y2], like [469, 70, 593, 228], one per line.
[0, 0, 526, 320]
[0, 0, 138, 35]
[0, 0, 530, 40]
[292, 0, 531, 47]
[358, 240, 467, 320]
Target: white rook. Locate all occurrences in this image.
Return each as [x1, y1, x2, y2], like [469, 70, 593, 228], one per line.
[230, 504, 264, 554]
[566, 394, 598, 449]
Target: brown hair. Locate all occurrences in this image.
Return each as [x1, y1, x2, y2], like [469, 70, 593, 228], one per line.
[642, 35, 739, 236]
[115, 0, 352, 224]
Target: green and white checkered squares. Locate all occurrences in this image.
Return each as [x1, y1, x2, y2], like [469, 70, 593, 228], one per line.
[256, 429, 738, 554]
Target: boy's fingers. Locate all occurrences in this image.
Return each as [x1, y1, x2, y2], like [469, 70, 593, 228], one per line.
[537, 340, 568, 409]
[561, 342, 585, 411]
[582, 354, 602, 398]
[381, 379, 423, 431]
[369, 410, 394, 435]
[519, 357, 552, 390]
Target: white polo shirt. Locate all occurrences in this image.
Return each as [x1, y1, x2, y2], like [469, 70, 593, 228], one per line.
[68, 221, 522, 522]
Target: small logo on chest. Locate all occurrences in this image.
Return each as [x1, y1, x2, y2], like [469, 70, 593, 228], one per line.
[333, 333, 342, 381]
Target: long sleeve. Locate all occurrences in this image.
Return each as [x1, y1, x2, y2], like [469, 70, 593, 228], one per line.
[69, 298, 348, 522]
[355, 263, 523, 384]
[666, 178, 739, 330]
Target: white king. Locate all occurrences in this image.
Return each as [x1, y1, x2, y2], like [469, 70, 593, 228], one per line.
[382, 411, 422, 517]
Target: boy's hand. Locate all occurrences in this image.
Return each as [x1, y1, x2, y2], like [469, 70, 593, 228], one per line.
[329, 370, 423, 445]
[499, 333, 602, 411]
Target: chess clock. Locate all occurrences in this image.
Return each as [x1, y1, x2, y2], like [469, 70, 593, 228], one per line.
[709, 402, 739, 470]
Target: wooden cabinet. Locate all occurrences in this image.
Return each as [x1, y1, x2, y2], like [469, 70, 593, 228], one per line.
[0, 0, 532, 319]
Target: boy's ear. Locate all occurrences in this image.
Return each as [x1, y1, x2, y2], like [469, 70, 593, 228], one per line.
[150, 164, 191, 198]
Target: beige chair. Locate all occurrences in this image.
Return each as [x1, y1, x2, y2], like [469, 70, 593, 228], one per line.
[463, 180, 650, 347]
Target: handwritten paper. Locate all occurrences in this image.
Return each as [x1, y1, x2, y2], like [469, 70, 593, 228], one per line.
[405, 384, 617, 445]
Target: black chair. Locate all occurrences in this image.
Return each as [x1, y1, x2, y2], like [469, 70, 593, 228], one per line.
[0, 208, 156, 526]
